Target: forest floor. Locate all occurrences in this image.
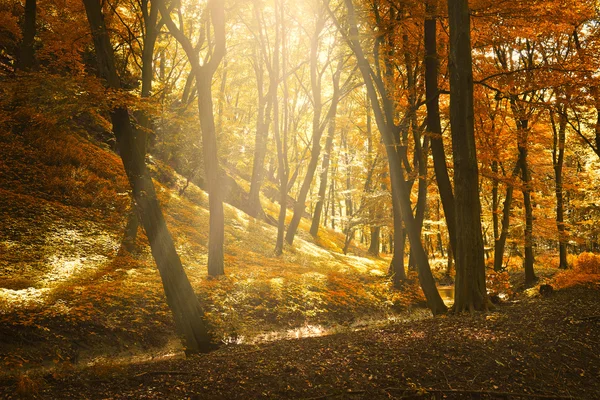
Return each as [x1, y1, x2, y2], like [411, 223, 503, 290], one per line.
[2, 128, 599, 399]
[0, 281, 598, 399]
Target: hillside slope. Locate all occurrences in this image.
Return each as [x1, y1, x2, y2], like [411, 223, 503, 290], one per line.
[0, 127, 423, 374]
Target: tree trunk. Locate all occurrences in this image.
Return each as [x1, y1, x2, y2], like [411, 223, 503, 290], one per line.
[310, 117, 336, 236]
[493, 162, 520, 272]
[368, 226, 380, 256]
[519, 130, 536, 285]
[551, 110, 568, 269]
[159, 0, 226, 276]
[196, 73, 225, 277]
[122, 0, 159, 252]
[274, 0, 287, 255]
[491, 161, 500, 244]
[447, 0, 490, 312]
[310, 57, 344, 236]
[18, 0, 36, 71]
[83, 0, 214, 353]
[389, 185, 406, 286]
[285, 14, 330, 245]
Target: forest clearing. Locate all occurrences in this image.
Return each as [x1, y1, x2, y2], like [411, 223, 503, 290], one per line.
[1, 0, 600, 398]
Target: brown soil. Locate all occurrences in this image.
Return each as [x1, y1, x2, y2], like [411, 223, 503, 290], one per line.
[2, 282, 598, 400]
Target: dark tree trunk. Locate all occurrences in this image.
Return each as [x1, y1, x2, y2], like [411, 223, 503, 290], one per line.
[121, 201, 139, 254]
[122, 0, 159, 252]
[518, 129, 536, 285]
[18, 0, 36, 71]
[493, 162, 520, 272]
[491, 161, 500, 244]
[368, 226, 380, 256]
[447, 0, 490, 312]
[83, 0, 214, 353]
[551, 110, 568, 269]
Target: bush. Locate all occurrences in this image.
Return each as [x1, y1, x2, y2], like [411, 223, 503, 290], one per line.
[573, 252, 600, 274]
[486, 269, 513, 298]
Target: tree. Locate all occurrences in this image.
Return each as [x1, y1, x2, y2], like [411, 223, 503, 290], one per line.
[17, 0, 36, 71]
[424, 0, 456, 257]
[82, 0, 214, 353]
[285, 5, 346, 246]
[158, 0, 226, 276]
[341, 0, 446, 315]
[447, 0, 490, 312]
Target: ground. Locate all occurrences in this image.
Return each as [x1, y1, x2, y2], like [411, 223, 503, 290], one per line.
[1, 128, 599, 399]
[1, 282, 598, 399]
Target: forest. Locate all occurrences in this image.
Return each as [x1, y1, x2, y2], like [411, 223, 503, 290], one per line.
[0, 0, 599, 398]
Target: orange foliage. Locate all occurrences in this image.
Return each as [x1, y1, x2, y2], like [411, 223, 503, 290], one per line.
[573, 252, 600, 274]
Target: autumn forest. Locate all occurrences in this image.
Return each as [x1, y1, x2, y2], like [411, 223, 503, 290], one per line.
[0, 0, 599, 398]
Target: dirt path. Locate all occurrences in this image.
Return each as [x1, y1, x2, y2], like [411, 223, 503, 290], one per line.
[2, 283, 598, 399]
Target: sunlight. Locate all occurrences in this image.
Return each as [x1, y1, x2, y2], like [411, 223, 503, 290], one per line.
[44, 254, 108, 284]
[0, 287, 50, 310]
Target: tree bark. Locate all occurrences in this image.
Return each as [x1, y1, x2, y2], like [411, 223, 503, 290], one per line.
[520, 140, 536, 285]
[274, 0, 287, 255]
[83, 0, 214, 353]
[447, 0, 490, 312]
[18, 0, 36, 71]
[550, 110, 568, 269]
[122, 0, 160, 252]
[493, 162, 520, 272]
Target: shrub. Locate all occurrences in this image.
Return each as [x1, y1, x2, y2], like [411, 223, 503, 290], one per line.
[573, 252, 600, 274]
[486, 269, 513, 298]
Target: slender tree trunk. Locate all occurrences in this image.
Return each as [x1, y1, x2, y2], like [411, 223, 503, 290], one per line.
[83, 0, 213, 353]
[310, 117, 336, 236]
[18, 0, 36, 71]
[491, 161, 500, 244]
[518, 128, 536, 285]
[447, 0, 490, 312]
[196, 74, 225, 276]
[551, 110, 568, 269]
[310, 58, 344, 236]
[274, 0, 286, 255]
[248, 19, 273, 219]
[159, 0, 226, 276]
[285, 14, 329, 245]
[330, 174, 336, 230]
[216, 58, 228, 137]
[493, 162, 520, 272]
[390, 186, 406, 286]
